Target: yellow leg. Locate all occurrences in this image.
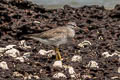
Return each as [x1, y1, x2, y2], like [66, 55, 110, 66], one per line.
[55, 47, 62, 60]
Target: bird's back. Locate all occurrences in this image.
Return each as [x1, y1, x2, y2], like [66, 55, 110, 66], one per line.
[25, 26, 75, 46]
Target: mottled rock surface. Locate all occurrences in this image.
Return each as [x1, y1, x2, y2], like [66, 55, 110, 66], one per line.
[0, 0, 120, 80]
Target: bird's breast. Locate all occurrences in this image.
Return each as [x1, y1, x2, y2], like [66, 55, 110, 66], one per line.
[67, 28, 75, 38]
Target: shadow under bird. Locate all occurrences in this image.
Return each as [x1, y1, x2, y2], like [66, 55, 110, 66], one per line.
[25, 22, 77, 60]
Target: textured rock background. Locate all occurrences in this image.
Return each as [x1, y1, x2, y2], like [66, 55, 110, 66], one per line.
[0, 0, 120, 80]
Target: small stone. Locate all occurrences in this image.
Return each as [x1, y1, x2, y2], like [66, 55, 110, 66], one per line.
[78, 40, 91, 48]
[71, 55, 82, 62]
[5, 48, 20, 58]
[15, 57, 25, 62]
[53, 61, 62, 68]
[87, 61, 99, 68]
[118, 67, 120, 73]
[53, 72, 67, 78]
[0, 61, 9, 70]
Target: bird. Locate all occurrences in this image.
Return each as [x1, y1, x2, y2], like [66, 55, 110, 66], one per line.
[25, 22, 77, 60]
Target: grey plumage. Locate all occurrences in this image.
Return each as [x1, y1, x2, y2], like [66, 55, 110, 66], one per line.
[26, 22, 76, 47]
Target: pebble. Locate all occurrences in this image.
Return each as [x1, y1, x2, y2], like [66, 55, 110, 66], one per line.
[71, 55, 82, 62]
[53, 60, 62, 68]
[87, 61, 99, 68]
[78, 40, 91, 48]
[53, 72, 67, 78]
[5, 48, 20, 58]
[0, 61, 9, 70]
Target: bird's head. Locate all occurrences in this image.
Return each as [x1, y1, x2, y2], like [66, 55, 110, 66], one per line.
[67, 22, 77, 29]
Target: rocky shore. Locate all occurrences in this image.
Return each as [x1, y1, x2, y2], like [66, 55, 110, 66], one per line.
[0, 0, 120, 80]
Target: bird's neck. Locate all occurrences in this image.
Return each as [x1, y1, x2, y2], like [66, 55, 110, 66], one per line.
[67, 25, 74, 29]
[67, 27, 75, 38]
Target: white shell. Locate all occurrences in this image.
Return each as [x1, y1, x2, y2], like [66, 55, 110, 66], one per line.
[5, 48, 20, 58]
[0, 61, 9, 70]
[68, 67, 76, 78]
[53, 60, 62, 68]
[38, 49, 48, 55]
[111, 76, 119, 79]
[102, 51, 119, 58]
[53, 72, 67, 78]
[78, 40, 91, 48]
[63, 65, 77, 78]
[38, 49, 55, 56]
[87, 61, 99, 68]
[71, 55, 82, 62]
[102, 52, 110, 58]
[5, 45, 16, 49]
[33, 21, 40, 24]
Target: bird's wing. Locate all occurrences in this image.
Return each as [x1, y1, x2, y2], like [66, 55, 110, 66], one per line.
[34, 27, 68, 39]
[26, 27, 68, 40]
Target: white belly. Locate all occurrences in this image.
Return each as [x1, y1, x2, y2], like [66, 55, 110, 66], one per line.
[31, 36, 67, 47]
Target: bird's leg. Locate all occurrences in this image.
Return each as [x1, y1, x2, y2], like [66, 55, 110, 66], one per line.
[55, 47, 62, 60]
